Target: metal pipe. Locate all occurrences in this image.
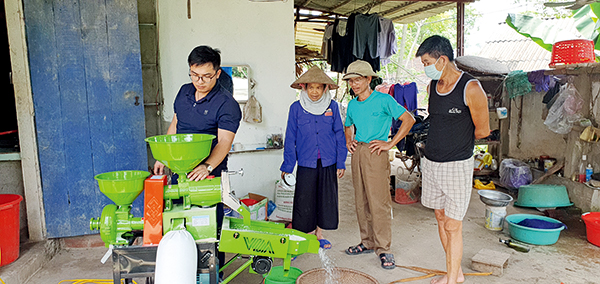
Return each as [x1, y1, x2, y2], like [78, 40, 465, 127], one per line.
[220, 258, 253, 284]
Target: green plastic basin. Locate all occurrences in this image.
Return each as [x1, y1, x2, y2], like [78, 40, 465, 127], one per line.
[145, 134, 215, 174]
[506, 214, 565, 245]
[515, 184, 573, 208]
[95, 170, 150, 206]
[263, 266, 302, 284]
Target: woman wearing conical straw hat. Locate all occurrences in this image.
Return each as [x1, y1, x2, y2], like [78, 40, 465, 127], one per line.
[280, 66, 348, 249]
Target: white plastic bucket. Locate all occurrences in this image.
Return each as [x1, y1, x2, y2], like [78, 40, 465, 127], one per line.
[485, 205, 507, 231]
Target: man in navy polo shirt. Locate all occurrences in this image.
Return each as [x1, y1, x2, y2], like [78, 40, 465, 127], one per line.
[153, 45, 242, 179]
[152, 46, 241, 278]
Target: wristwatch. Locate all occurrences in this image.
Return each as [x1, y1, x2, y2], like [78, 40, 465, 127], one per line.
[205, 164, 213, 173]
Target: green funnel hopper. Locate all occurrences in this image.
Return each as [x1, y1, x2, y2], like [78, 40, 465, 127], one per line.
[145, 134, 215, 174]
[95, 170, 150, 206]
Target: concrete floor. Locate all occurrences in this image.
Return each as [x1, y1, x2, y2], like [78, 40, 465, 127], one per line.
[16, 159, 600, 284]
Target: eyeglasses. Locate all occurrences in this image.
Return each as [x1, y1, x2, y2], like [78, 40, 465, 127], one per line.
[189, 71, 218, 83]
[347, 76, 366, 85]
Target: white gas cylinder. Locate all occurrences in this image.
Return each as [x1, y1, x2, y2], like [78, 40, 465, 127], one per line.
[155, 229, 198, 284]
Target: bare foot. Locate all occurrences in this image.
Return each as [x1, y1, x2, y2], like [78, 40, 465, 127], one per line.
[430, 268, 465, 284]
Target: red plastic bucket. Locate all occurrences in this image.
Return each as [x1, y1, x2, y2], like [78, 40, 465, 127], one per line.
[582, 212, 600, 247]
[0, 194, 23, 266]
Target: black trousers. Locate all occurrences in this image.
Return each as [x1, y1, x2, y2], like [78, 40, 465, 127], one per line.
[292, 160, 339, 233]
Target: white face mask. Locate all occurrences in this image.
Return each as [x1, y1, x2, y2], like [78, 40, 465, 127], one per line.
[424, 57, 445, 80]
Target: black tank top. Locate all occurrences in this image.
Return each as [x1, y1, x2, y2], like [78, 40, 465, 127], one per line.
[425, 72, 477, 162]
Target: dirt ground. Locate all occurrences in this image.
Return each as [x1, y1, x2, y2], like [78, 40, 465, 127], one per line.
[18, 158, 600, 284]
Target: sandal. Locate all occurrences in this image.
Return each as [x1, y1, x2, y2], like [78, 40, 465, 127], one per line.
[345, 243, 373, 255]
[379, 253, 395, 270]
[319, 239, 332, 250]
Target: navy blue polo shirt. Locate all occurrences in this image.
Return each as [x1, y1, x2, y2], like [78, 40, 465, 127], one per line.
[174, 83, 242, 172]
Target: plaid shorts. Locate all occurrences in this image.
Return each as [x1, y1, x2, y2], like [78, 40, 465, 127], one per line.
[421, 156, 473, 221]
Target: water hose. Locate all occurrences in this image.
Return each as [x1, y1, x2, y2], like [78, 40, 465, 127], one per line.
[57, 280, 137, 284]
[389, 265, 493, 283]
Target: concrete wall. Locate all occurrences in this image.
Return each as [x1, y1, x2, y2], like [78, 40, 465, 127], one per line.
[0, 158, 27, 241]
[507, 90, 567, 161]
[507, 69, 600, 212]
[157, 0, 295, 198]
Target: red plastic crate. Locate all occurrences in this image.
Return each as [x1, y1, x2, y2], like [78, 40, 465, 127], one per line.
[549, 39, 596, 67]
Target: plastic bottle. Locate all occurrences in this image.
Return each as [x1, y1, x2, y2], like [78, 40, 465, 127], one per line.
[586, 163, 593, 182]
[579, 155, 587, 183]
[499, 238, 530, 252]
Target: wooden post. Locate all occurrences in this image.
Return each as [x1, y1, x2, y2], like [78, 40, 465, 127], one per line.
[457, 2, 465, 57]
[5, 0, 46, 241]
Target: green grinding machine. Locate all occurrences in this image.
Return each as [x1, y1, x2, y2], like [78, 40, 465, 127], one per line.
[89, 134, 319, 284]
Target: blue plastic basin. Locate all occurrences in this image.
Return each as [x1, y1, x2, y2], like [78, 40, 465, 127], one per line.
[505, 214, 566, 245]
[515, 184, 573, 208]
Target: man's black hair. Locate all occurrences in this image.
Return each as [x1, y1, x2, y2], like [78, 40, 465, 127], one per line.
[188, 46, 221, 69]
[415, 35, 454, 62]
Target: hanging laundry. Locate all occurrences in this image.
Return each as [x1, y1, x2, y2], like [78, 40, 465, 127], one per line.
[331, 13, 381, 73]
[390, 82, 418, 151]
[528, 70, 555, 92]
[505, 70, 531, 99]
[353, 13, 380, 59]
[393, 82, 418, 112]
[321, 23, 334, 64]
[331, 15, 355, 73]
[378, 17, 397, 66]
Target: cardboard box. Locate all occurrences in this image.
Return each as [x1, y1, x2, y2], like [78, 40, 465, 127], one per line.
[241, 193, 268, 221]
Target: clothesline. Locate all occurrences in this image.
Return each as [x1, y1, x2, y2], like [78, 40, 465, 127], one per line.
[388, 59, 429, 85]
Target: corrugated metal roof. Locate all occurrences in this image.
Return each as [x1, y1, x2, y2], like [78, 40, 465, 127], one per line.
[477, 19, 581, 72]
[295, 22, 326, 52]
[294, 1, 474, 55]
[295, 0, 468, 24]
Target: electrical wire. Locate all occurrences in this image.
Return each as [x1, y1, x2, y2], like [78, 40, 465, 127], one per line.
[0, 276, 5, 284]
[57, 280, 137, 284]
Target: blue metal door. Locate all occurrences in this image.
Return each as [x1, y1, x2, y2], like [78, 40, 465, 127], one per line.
[24, 0, 148, 238]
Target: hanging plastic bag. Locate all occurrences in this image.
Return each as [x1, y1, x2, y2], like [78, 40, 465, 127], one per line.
[499, 159, 532, 190]
[269, 180, 294, 222]
[544, 83, 582, 134]
[243, 94, 262, 123]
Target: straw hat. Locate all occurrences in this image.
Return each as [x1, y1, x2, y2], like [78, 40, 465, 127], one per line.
[291, 66, 339, 90]
[342, 60, 378, 80]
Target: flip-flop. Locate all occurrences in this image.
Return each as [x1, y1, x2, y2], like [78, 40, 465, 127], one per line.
[379, 253, 395, 270]
[319, 239, 332, 249]
[346, 243, 373, 255]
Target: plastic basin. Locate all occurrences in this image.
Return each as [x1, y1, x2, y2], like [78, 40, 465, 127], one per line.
[505, 214, 565, 245]
[582, 212, 600, 247]
[478, 190, 513, 207]
[514, 184, 573, 208]
[95, 170, 150, 206]
[263, 266, 302, 284]
[0, 194, 23, 266]
[145, 134, 215, 174]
